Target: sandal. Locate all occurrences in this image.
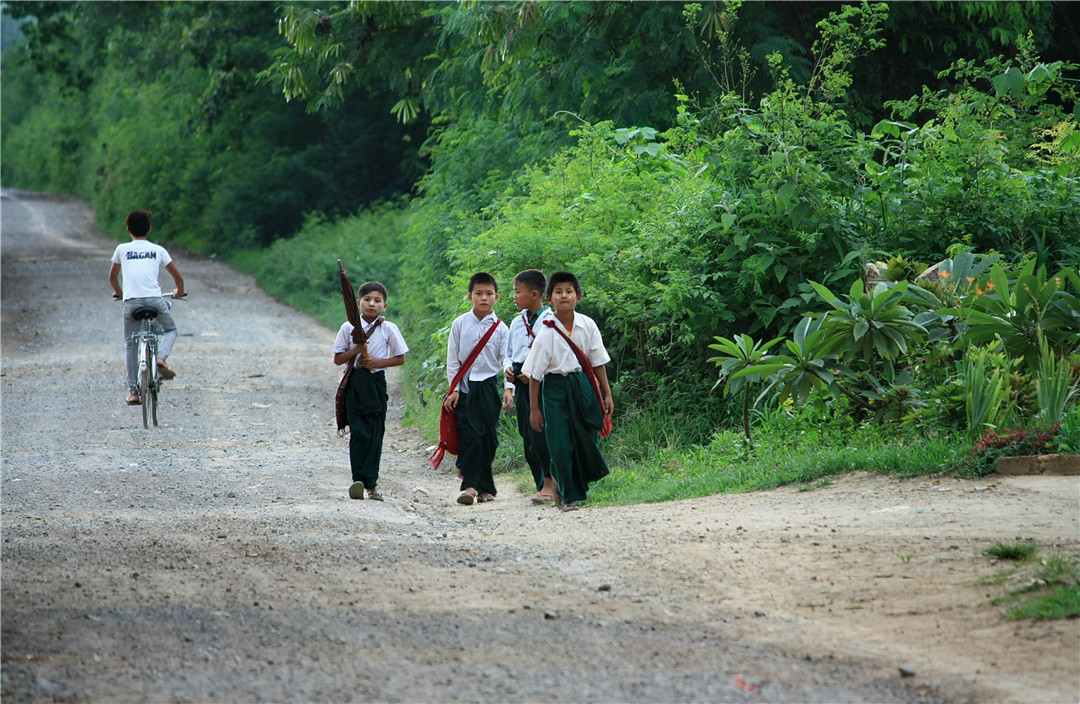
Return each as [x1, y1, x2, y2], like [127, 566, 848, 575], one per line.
[367, 488, 385, 501]
[456, 491, 475, 506]
[477, 493, 495, 503]
[348, 481, 365, 500]
[561, 501, 580, 512]
[125, 395, 141, 406]
[156, 361, 176, 380]
[531, 492, 554, 505]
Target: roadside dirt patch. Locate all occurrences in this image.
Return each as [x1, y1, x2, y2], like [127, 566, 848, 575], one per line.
[3, 189, 1078, 703]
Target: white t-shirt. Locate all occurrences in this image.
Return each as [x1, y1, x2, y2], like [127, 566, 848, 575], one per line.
[521, 312, 610, 379]
[333, 319, 409, 374]
[111, 239, 173, 299]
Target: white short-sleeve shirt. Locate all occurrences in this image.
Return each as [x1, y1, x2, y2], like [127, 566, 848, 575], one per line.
[334, 318, 409, 374]
[111, 239, 173, 299]
[521, 312, 610, 380]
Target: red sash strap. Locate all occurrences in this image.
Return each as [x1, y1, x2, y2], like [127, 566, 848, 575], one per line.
[542, 319, 612, 438]
[429, 318, 504, 469]
[336, 317, 385, 435]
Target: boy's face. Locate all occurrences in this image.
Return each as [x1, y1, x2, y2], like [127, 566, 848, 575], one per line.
[547, 282, 581, 314]
[512, 282, 540, 311]
[468, 284, 499, 317]
[358, 291, 387, 321]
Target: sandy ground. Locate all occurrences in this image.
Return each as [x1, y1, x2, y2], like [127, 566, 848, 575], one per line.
[2, 188, 1078, 703]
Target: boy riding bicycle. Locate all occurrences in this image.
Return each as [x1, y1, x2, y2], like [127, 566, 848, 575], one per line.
[108, 210, 185, 405]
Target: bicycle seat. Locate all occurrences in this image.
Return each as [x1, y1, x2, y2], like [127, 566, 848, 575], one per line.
[132, 307, 159, 321]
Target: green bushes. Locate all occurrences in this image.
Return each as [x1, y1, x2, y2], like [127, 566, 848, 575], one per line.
[230, 201, 410, 330]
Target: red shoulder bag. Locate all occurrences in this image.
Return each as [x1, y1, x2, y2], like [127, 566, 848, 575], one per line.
[429, 319, 503, 470]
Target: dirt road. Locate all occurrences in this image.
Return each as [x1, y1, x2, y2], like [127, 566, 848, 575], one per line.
[2, 189, 1078, 703]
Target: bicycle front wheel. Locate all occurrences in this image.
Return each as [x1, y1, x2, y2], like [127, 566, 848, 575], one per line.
[150, 385, 159, 427]
[138, 345, 153, 429]
[140, 369, 152, 429]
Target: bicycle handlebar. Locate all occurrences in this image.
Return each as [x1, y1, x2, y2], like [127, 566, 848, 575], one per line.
[113, 291, 188, 300]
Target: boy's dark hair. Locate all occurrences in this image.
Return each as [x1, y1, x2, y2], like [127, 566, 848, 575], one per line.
[126, 210, 152, 238]
[545, 271, 581, 297]
[358, 281, 388, 300]
[514, 269, 546, 293]
[469, 272, 498, 293]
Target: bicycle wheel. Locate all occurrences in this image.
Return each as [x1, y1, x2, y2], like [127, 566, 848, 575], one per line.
[138, 340, 153, 429]
[140, 371, 151, 428]
[150, 385, 159, 427]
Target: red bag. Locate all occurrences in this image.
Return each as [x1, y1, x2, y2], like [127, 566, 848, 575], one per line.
[429, 319, 503, 470]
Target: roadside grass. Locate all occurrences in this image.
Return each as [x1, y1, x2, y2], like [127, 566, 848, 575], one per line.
[504, 404, 962, 506]
[587, 425, 960, 506]
[982, 544, 1080, 621]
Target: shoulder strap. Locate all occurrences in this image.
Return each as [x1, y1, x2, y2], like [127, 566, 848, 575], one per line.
[364, 316, 385, 338]
[542, 319, 612, 437]
[445, 319, 502, 397]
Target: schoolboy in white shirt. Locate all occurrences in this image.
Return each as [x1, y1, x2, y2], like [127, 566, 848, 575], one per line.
[444, 272, 509, 505]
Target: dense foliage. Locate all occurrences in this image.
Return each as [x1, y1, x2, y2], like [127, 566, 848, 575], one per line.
[1, 2, 427, 250]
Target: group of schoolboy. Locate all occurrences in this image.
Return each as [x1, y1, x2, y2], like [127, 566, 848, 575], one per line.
[109, 211, 611, 509]
[334, 269, 613, 512]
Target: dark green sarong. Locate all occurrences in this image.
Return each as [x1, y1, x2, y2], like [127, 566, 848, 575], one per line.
[541, 371, 609, 503]
[513, 362, 551, 491]
[345, 366, 388, 489]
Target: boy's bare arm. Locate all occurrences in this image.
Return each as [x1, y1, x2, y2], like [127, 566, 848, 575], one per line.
[594, 365, 614, 416]
[165, 261, 185, 298]
[529, 377, 543, 432]
[333, 346, 362, 366]
[109, 263, 122, 298]
[361, 353, 405, 370]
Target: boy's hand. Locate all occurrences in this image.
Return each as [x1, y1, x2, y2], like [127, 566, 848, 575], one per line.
[603, 394, 614, 416]
[443, 391, 460, 412]
[360, 355, 380, 369]
[530, 407, 544, 433]
[504, 366, 515, 384]
[501, 388, 514, 411]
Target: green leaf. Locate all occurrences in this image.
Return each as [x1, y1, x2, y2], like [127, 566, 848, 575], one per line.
[777, 181, 796, 210]
[992, 67, 1025, 97]
[790, 200, 811, 229]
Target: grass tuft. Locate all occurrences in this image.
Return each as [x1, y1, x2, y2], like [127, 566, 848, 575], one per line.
[983, 540, 1039, 561]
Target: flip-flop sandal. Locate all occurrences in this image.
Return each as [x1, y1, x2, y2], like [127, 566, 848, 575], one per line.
[477, 493, 495, 503]
[125, 395, 141, 406]
[457, 491, 475, 505]
[367, 489, 385, 501]
[348, 482, 365, 500]
[561, 501, 580, 512]
[531, 493, 554, 505]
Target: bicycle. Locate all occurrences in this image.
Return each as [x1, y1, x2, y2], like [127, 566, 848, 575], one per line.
[115, 291, 185, 428]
